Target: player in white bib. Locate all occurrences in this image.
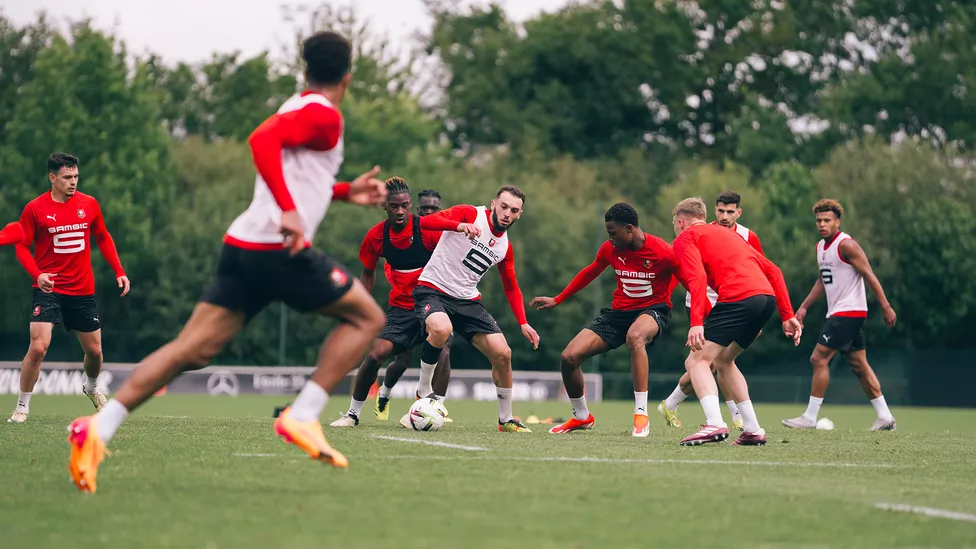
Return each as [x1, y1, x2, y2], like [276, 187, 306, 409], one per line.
[408, 185, 540, 432]
[658, 191, 764, 431]
[783, 199, 898, 431]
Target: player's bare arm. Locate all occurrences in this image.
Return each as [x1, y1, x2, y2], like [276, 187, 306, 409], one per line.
[795, 278, 826, 326]
[839, 238, 896, 328]
[532, 251, 609, 311]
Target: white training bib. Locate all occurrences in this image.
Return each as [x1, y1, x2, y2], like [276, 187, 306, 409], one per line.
[817, 232, 868, 317]
[685, 223, 752, 308]
[419, 206, 509, 300]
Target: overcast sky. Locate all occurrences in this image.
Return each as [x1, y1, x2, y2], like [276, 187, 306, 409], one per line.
[1, 0, 568, 62]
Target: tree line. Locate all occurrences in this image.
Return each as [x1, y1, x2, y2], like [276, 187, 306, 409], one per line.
[0, 1, 974, 377]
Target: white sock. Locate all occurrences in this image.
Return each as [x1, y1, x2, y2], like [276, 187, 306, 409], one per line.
[634, 391, 648, 416]
[417, 361, 436, 397]
[496, 386, 513, 422]
[737, 400, 761, 433]
[870, 395, 893, 421]
[16, 391, 32, 412]
[347, 398, 365, 417]
[95, 399, 129, 443]
[379, 385, 392, 399]
[290, 381, 329, 422]
[700, 395, 725, 427]
[665, 384, 688, 411]
[570, 396, 590, 420]
[802, 396, 824, 422]
[84, 376, 98, 394]
[434, 394, 447, 403]
[726, 400, 741, 420]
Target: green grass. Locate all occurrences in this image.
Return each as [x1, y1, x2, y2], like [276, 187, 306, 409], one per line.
[2, 395, 975, 549]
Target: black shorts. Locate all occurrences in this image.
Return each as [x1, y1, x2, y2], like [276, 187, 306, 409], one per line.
[413, 286, 501, 343]
[703, 295, 776, 349]
[585, 305, 672, 350]
[378, 306, 425, 354]
[819, 316, 866, 352]
[30, 289, 101, 332]
[200, 244, 354, 320]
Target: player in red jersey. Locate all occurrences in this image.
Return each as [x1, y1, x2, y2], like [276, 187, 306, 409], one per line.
[658, 190, 764, 430]
[411, 185, 540, 432]
[330, 179, 453, 427]
[66, 32, 389, 493]
[530, 203, 678, 437]
[672, 197, 802, 446]
[7, 153, 129, 424]
[0, 222, 25, 246]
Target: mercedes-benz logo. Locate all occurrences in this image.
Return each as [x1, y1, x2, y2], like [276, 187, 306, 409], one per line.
[206, 370, 239, 396]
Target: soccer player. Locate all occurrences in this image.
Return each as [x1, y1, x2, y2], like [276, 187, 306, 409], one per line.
[530, 203, 677, 437]
[782, 199, 897, 431]
[330, 180, 453, 427]
[410, 185, 540, 432]
[658, 190, 764, 430]
[672, 197, 801, 446]
[66, 31, 389, 493]
[8, 153, 129, 424]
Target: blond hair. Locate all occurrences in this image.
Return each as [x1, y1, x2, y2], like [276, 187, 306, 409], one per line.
[673, 197, 707, 220]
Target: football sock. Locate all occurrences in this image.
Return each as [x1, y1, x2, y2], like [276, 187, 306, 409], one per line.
[802, 396, 823, 422]
[665, 384, 688, 411]
[434, 394, 447, 402]
[95, 399, 130, 443]
[634, 391, 648, 416]
[570, 396, 590, 420]
[870, 395, 894, 421]
[291, 381, 329, 422]
[496, 386, 513, 422]
[84, 376, 98, 394]
[737, 400, 760, 433]
[347, 398, 365, 417]
[726, 400, 741, 420]
[700, 395, 724, 427]
[378, 384, 392, 399]
[418, 342, 441, 397]
[16, 391, 31, 412]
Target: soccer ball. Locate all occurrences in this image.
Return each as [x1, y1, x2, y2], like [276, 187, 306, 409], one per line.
[816, 417, 835, 430]
[408, 398, 448, 431]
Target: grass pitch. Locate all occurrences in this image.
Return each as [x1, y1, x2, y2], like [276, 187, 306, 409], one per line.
[2, 394, 975, 548]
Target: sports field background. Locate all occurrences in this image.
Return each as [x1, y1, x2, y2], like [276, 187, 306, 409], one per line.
[2, 395, 974, 549]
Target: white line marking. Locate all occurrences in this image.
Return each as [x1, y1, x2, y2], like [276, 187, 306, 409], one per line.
[876, 503, 976, 523]
[233, 452, 890, 468]
[153, 415, 189, 419]
[371, 435, 488, 452]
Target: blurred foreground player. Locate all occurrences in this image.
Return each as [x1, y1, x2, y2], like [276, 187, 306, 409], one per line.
[672, 197, 801, 446]
[66, 31, 388, 493]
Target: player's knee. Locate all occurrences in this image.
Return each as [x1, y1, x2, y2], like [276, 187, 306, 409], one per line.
[559, 349, 582, 370]
[493, 344, 512, 367]
[684, 355, 707, 373]
[425, 318, 452, 344]
[84, 346, 103, 363]
[810, 353, 829, 369]
[27, 338, 49, 360]
[624, 330, 647, 351]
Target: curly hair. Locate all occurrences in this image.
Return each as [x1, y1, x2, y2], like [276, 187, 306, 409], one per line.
[813, 199, 844, 218]
[604, 202, 639, 226]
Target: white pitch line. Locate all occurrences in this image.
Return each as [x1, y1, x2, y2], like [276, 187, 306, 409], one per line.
[233, 453, 285, 458]
[876, 503, 976, 523]
[233, 452, 890, 468]
[154, 415, 189, 419]
[371, 435, 488, 452]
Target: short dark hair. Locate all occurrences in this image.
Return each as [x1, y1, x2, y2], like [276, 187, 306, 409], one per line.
[418, 189, 441, 200]
[385, 176, 409, 196]
[48, 153, 79, 174]
[716, 190, 741, 207]
[495, 185, 526, 205]
[605, 202, 639, 227]
[302, 31, 352, 86]
[813, 198, 844, 218]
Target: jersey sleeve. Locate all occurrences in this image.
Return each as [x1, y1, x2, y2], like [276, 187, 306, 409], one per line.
[755, 250, 795, 321]
[247, 102, 343, 213]
[497, 245, 528, 325]
[421, 228, 442, 251]
[90, 200, 125, 277]
[15, 202, 41, 281]
[358, 223, 385, 270]
[674, 232, 709, 326]
[554, 241, 611, 304]
[419, 205, 479, 232]
[748, 231, 764, 256]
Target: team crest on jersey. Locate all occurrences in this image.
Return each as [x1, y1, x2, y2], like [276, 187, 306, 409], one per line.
[409, 235, 414, 244]
[329, 267, 348, 287]
[32, 305, 40, 317]
[488, 238, 496, 247]
[77, 209, 86, 219]
[644, 259, 651, 268]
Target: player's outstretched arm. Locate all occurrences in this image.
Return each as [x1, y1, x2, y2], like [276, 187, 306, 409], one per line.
[419, 205, 479, 234]
[795, 278, 825, 325]
[840, 239, 896, 328]
[531, 244, 611, 310]
[0, 222, 25, 246]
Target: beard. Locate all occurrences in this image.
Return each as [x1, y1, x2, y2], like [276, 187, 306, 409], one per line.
[491, 211, 512, 233]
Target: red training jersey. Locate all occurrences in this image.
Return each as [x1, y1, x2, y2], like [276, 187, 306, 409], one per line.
[673, 223, 793, 326]
[555, 234, 679, 310]
[16, 191, 125, 296]
[359, 214, 441, 310]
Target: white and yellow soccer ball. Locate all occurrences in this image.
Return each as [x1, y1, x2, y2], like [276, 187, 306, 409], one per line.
[408, 397, 448, 431]
[816, 417, 835, 430]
